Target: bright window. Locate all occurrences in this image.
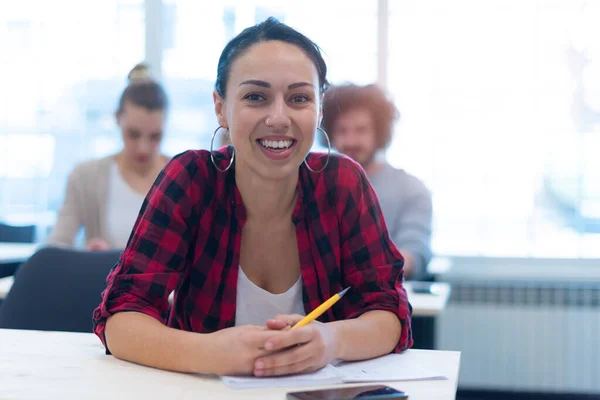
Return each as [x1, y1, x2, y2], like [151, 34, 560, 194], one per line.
[386, 0, 600, 257]
[0, 0, 144, 228]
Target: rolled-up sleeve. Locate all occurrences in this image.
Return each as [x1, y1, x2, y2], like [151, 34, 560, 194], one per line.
[92, 151, 202, 350]
[337, 160, 413, 352]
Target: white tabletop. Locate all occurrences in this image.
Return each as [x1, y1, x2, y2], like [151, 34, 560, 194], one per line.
[0, 242, 38, 264]
[0, 329, 460, 400]
[404, 282, 452, 317]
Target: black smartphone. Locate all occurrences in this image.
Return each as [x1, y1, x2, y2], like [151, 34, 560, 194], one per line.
[287, 385, 408, 399]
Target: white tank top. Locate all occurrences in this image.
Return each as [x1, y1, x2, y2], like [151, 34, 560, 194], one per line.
[105, 162, 145, 249]
[235, 267, 306, 327]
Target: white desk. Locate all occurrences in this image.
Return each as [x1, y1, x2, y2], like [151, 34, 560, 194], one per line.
[0, 329, 460, 400]
[0, 242, 38, 264]
[405, 282, 451, 317]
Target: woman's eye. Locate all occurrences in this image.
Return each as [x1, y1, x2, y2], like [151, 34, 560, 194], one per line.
[244, 93, 265, 102]
[290, 94, 310, 104]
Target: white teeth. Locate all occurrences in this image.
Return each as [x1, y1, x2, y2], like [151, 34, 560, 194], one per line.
[260, 139, 293, 149]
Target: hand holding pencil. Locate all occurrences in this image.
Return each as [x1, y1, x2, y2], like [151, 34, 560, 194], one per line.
[255, 287, 351, 377]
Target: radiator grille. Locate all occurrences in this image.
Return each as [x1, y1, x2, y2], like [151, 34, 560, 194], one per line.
[436, 281, 600, 394]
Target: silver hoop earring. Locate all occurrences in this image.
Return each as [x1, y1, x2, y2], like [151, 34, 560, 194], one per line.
[304, 127, 331, 173]
[210, 126, 235, 172]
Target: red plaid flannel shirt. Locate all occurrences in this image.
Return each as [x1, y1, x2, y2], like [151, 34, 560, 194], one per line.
[93, 147, 413, 352]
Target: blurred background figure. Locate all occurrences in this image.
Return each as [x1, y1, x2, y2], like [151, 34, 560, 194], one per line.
[46, 63, 170, 251]
[322, 84, 432, 280]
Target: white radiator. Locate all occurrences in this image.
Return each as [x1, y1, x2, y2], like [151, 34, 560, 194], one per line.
[435, 281, 600, 394]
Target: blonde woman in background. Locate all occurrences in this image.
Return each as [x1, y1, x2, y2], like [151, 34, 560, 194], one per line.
[47, 64, 170, 251]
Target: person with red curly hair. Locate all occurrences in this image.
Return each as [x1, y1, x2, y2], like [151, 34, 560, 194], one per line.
[322, 84, 432, 280]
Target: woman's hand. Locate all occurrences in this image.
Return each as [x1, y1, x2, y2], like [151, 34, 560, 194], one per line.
[264, 313, 305, 331]
[209, 325, 285, 376]
[256, 314, 340, 377]
[86, 238, 110, 251]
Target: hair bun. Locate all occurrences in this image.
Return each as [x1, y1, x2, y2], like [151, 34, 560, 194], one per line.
[127, 63, 152, 83]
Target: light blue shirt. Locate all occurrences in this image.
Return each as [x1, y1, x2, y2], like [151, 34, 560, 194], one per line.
[368, 163, 433, 280]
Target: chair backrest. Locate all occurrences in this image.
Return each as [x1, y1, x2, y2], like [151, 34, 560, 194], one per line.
[0, 247, 120, 333]
[0, 222, 36, 243]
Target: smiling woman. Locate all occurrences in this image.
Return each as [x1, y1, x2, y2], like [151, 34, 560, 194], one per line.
[215, 40, 323, 180]
[93, 17, 412, 378]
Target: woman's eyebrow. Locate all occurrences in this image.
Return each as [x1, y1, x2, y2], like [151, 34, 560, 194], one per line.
[238, 80, 315, 90]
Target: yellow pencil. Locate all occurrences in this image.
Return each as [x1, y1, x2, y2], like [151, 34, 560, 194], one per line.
[291, 287, 350, 330]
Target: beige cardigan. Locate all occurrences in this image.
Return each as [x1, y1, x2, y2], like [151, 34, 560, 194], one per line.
[47, 155, 118, 248]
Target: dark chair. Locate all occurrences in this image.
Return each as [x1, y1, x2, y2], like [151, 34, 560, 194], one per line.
[0, 222, 37, 279]
[0, 247, 120, 333]
[0, 222, 36, 243]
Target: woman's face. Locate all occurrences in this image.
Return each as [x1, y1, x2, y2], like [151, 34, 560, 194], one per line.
[214, 40, 321, 180]
[117, 102, 165, 168]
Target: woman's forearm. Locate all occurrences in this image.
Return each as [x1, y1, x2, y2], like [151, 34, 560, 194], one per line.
[105, 312, 216, 374]
[330, 310, 401, 361]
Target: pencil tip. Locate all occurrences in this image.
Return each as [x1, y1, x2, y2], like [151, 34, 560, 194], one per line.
[339, 287, 350, 297]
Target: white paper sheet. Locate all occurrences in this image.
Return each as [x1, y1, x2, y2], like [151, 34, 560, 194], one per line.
[221, 364, 343, 389]
[336, 354, 446, 382]
[220, 353, 447, 389]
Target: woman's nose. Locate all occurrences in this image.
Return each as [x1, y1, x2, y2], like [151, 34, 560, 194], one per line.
[265, 98, 291, 130]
